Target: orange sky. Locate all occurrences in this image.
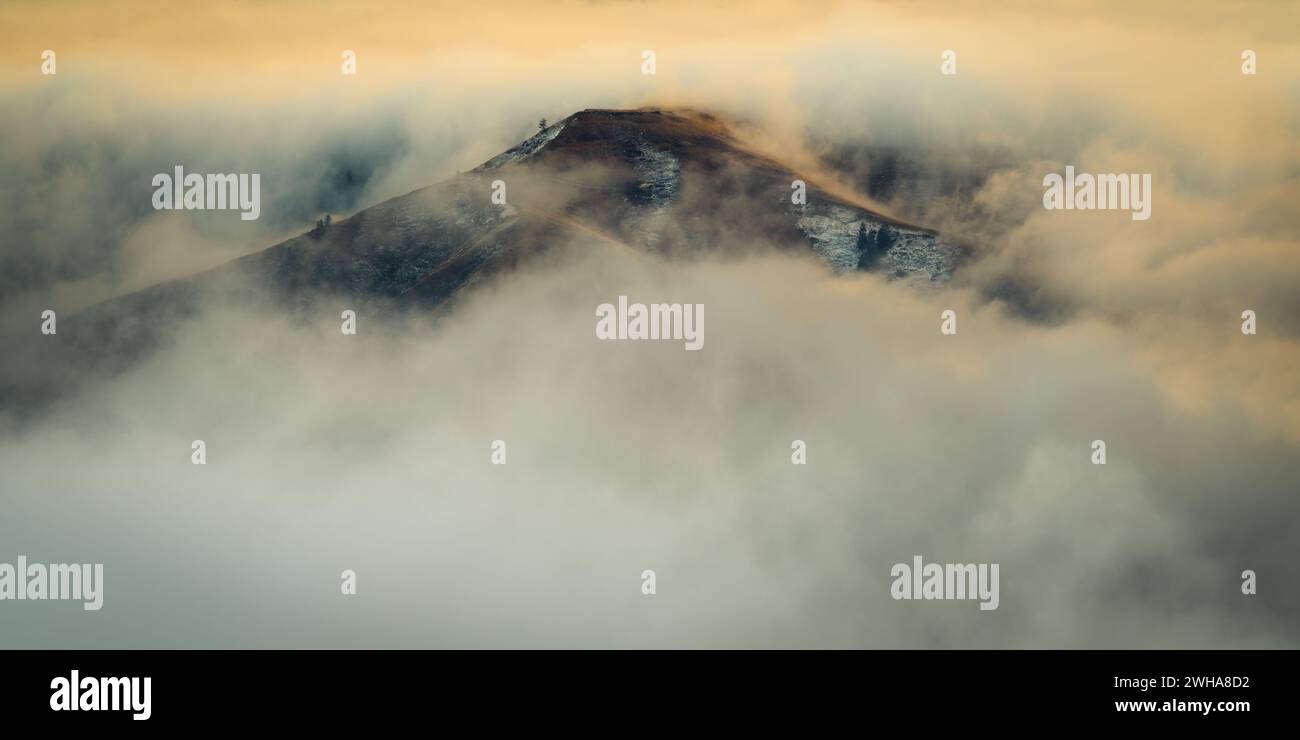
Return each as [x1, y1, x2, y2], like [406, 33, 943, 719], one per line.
[2, 1, 1299, 437]
[5, 0, 1297, 181]
[5, 1, 1297, 89]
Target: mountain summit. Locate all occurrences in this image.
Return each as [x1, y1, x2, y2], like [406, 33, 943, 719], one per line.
[233, 107, 953, 308]
[2, 109, 958, 413]
[6, 109, 958, 411]
[68, 109, 951, 324]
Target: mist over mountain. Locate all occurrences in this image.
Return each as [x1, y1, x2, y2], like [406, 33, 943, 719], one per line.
[2, 108, 960, 411]
[117, 108, 955, 302]
[2, 0, 1297, 650]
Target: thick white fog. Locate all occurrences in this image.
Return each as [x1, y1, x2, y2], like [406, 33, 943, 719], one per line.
[1, 0, 1297, 647]
[1, 240, 1295, 647]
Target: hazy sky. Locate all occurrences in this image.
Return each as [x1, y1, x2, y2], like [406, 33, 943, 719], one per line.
[2, 0, 1297, 308]
[0, 1, 1297, 647]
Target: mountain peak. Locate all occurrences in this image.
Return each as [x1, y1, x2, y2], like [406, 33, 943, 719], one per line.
[89, 107, 957, 321]
[11, 106, 958, 411]
[466, 106, 950, 278]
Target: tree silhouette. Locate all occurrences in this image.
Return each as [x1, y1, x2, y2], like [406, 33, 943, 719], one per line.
[856, 222, 878, 269]
[855, 223, 870, 261]
[310, 214, 332, 240]
[857, 223, 897, 270]
[876, 225, 894, 256]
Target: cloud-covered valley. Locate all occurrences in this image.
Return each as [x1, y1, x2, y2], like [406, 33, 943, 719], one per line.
[0, 0, 1297, 647]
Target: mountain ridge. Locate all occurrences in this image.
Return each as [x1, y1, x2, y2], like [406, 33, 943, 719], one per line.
[83, 107, 954, 320]
[0, 108, 958, 414]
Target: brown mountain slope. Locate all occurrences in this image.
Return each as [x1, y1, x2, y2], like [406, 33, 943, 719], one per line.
[2, 108, 955, 413]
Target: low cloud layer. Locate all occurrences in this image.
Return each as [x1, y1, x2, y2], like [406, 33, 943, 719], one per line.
[0, 0, 1297, 647]
[1, 243, 1296, 647]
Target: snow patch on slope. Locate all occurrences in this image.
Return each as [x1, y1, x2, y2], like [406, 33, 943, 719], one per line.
[883, 228, 954, 283]
[794, 204, 954, 282]
[478, 120, 567, 170]
[632, 139, 680, 208]
[796, 205, 866, 274]
[343, 178, 518, 295]
[627, 139, 680, 249]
